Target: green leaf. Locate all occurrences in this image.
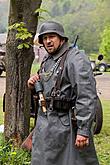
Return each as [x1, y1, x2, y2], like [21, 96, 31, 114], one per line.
[17, 44, 24, 49]
[35, 8, 49, 14]
[23, 43, 30, 48]
[8, 22, 32, 50]
[38, 16, 45, 20]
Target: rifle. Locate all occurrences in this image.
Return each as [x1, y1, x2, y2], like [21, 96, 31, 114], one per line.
[21, 80, 46, 151]
[21, 129, 34, 151]
[72, 34, 79, 48]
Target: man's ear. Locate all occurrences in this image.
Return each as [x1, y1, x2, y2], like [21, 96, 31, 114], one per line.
[60, 37, 66, 44]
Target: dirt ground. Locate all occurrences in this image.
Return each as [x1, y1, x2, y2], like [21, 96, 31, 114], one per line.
[0, 73, 110, 100]
[95, 73, 110, 100]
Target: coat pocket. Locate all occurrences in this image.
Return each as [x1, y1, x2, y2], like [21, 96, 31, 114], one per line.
[58, 112, 70, 126]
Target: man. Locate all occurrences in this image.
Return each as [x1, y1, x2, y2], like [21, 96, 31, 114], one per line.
[28, 21, 99, 165]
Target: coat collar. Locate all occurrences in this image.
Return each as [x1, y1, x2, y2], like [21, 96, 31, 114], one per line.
[52, 42, 69, 60]
[44, 42, 69, 61]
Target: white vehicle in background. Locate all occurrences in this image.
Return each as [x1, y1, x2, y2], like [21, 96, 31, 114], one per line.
[91, 54, 110, 72]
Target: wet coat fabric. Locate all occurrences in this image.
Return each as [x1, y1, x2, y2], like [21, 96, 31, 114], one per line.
[31, 42, 99, 165]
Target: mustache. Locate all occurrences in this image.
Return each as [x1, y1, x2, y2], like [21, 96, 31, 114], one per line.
[46, 42, 53, 46]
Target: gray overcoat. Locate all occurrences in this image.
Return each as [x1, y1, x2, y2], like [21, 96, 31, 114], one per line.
[31, 42, 99, 165]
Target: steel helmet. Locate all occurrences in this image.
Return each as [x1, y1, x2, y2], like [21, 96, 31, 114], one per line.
[38, 21, 68, 44]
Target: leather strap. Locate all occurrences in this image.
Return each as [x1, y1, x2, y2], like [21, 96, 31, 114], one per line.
[53, 49, 69, 95]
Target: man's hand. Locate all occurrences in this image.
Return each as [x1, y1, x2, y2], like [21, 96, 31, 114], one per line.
[75, 134, 89, 149]
[27, 74, 40, 89]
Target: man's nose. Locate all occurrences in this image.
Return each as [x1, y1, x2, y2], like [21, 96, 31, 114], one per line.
[46, 37, 51, 43]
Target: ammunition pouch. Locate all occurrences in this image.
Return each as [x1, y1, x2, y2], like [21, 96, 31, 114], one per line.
[46, 97, 74, 113]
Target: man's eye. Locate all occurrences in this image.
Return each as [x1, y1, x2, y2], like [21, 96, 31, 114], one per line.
[43, 37, 47, 40]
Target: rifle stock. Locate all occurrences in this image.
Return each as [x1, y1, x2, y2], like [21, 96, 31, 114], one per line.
[21, 129, 34, 151]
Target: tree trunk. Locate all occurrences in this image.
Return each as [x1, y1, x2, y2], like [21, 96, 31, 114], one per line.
[4, 0, 42, 146]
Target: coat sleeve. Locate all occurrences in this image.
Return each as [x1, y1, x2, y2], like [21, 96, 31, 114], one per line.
[67, 49, 97, 137]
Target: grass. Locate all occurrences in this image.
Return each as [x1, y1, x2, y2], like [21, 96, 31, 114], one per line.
[0, 97, 4, 125]
[104, 70, 110, 74]
[0, 134, 31, 165]
[94, 100, 110, 165]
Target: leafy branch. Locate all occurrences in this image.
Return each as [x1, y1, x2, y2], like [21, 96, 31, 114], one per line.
[35, 8, 50, 20]
[9, 22, 32, 49]
[8, 8, 50, 49]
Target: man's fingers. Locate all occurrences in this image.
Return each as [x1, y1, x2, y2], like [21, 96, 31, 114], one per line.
[75, 135, 89, 148]
[86, 138, 89, 146]
[27, 74, 40, 88]
[75, 141, 84, 148]
[75, 140, 89, 148]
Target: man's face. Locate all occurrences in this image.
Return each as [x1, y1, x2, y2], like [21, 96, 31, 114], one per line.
[42, 33, 64, 54]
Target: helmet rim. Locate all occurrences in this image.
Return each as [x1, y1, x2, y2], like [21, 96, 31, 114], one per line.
[38, 21, 68, 44]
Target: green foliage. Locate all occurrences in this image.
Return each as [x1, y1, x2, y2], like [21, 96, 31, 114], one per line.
[35, 8, 50, 20]
[17, 43, 30, 49]
[31, 62, 40, 75]
[9, 22, 32, 49]
[40, 0, 110, 55]
[89, 53, 98, 60]
[8, 8, 49, 49]
[0, 134, 31, 165]
[99, 25, 110, 61]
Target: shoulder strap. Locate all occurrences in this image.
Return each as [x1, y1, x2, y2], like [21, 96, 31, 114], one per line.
[53, 49, 69, 94]
[49, 49, 69, 110]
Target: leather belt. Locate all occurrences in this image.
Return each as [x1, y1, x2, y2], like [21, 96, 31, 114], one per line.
[46, 99, 73, 112]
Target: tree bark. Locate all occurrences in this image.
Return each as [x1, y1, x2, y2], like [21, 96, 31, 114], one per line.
[4, 0, 42, 146]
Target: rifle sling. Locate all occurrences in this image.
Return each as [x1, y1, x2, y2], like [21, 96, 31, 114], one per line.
[54, 49, 69, 93]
